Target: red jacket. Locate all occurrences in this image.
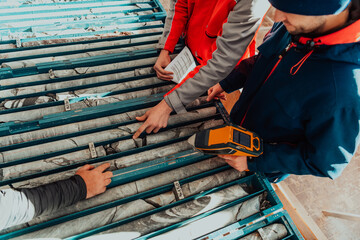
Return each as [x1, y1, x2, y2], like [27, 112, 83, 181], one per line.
[163, 0, 237, 65]
[162, 0, 269, 113]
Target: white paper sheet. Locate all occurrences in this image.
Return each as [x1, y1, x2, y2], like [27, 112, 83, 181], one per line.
[165, 46, 196, 84]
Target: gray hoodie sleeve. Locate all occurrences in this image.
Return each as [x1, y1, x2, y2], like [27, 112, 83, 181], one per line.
[0, 175, 86, 231]
[164, 0, 270, 113]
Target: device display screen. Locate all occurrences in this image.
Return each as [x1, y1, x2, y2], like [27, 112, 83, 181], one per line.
[233, 129, 251, 147]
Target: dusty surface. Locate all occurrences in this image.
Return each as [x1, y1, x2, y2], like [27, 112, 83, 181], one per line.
[284, 148, 360, 240]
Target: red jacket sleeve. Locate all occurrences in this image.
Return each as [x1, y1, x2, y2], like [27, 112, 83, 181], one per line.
[163, 0, 190, 53]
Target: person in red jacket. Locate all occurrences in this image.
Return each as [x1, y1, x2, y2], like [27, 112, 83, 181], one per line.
[134, 0, 270, 138]
[154, 0, 238, 80]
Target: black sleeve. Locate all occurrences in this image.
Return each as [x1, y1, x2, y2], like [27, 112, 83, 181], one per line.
[18, 175, 87, 217]
[219, 55, 258, 93]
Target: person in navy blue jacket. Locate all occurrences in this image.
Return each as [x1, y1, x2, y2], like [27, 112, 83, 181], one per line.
[207, 0, 360, 182]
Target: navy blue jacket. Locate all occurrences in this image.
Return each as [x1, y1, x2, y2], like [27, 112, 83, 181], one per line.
[220, 20, 360, 181]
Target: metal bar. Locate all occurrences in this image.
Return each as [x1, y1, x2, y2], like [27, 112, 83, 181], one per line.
[0, 39, 159, 65]
[0, 62, 155, 90]
[0, 2, 154, 17]
[153, 0, 166, 13]
[0, 15, 162, 35]
[136, 174, 282, 240]
[0, 32, 162, 54]
[0, 7, 156, 24]
[1, 110, 217, 169]
[135, 191, 265, 240]
[0, 45, 181, 92]
[0, 114, 220, 185]
[0, 93, 163, 137]
[65, 175, 261, 240]
[0, 159, 228, 240]
[218, 212, 302, 240]
[0, 135, 187, 186]
[0, 73, 166, 102]
[198, 214, 266, 240]
[254, 173, 283, 215]
[109, 150, 211, 187]
[0, 1, 149, 9]
[0, 40, 14, 44]
[0, 81, 168, 114]
[0, 48, 158, 79]
[0, 103, 216, 152]
[36, 49, 157, 72]
[1, 22, 164, 46]
[0, 101, 65, 115]
[196, 200, 303, 240]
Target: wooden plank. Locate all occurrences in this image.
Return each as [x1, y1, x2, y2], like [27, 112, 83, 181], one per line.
[273, 182, 328, 240]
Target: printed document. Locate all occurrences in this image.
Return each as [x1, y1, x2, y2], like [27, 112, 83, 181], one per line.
[165, 46, 196, 84]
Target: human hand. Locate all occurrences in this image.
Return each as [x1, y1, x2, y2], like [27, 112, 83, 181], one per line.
[219, 155, 248, 172]
[207, 83, 226, 102]
[153, 49, 173, 81]
[133, 100, 173, 139]
[75, 163, 113, 199]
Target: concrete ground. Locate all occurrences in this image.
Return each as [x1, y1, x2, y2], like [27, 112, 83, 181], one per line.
[284, 148, 360, 240]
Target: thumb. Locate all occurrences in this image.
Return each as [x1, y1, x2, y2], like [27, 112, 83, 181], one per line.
[136, 113, 148, 122]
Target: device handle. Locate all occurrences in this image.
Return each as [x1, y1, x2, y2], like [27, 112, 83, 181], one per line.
[253, 137, 260, 151]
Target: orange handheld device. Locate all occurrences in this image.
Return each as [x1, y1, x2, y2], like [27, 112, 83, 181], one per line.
[187, 124, 263, 157]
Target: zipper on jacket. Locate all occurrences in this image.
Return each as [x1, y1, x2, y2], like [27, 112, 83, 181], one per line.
[239, 42, 294, 126]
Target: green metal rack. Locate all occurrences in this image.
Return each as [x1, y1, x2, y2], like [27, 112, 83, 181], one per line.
[198, 210, 303, 240]
[0, 1, 304, 239]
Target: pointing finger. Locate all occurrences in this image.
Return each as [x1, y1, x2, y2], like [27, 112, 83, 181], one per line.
[133, 122, 148, 139]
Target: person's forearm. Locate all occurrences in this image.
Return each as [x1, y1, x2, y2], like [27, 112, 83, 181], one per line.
[219, 55, 258, 93]
[165, 0, 269, 113]
[19, 175, 86, 218]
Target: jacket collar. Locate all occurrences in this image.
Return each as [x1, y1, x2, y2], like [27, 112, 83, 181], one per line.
[298, 19, 360, 46]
